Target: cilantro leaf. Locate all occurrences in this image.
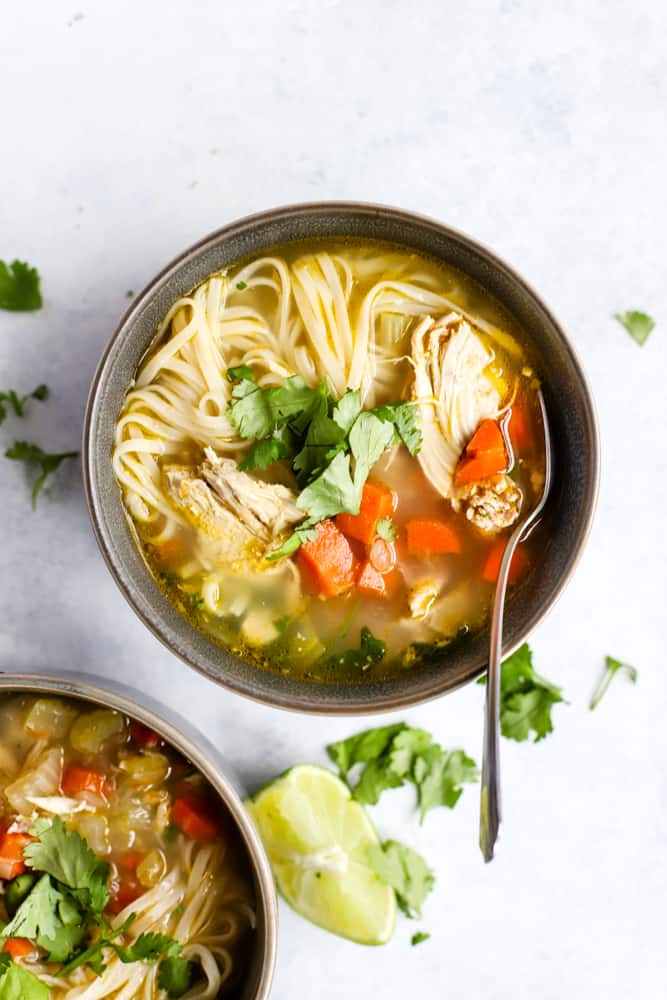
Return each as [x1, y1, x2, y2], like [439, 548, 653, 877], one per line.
[589, 655, 638, 711]
[1, 873, 64, 941]
[0, 385, 48, 425]
[296, 450, 360, 522]
[239, 425, 294, 472]
[227, 378, 274, 440]
[614, 310, 655, 346]
[235, 280, 248, 290]
[158, 956, 198, 998]
[376, 518, 397, 541]
[411, 931, 430, 946]
[267, 525, 318, 561]
[268, 376, 331, 435]
[413, 746, 479, 821]
[371, 401, 422, 455]
[367, 841, 434, 918]
[479, 643, 565, 742]
[0, 260, 42, 311]
[292, 409, 347, 483]
[331, 389, 361, 433]
[0, 953, 49, 1000]
[226, 364, 255, 383]
[5, 441, 78, 509]
[57, 913, 137, 976]
[349, 411, 396, 487]
[113, 931, 182, 963]
[327, 723, 407, 779]
[25, 817, 110, 912]
[321, 626, 386, 676]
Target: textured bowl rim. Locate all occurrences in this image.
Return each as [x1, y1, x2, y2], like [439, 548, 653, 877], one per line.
[83, 200, 600, 715]
[0, 671, 277, 999]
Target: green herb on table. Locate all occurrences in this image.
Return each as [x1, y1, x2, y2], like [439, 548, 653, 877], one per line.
[126, 289, 134, 298]
[5, 441, 78, 508]
[614, 310, 655, 346]
[367, 841, 434, 918]
[589, 655, 638, 711]
[0, 259, 42, 311]
[0, 385, 48, 424]
[327, 723, 478, 818]
[411, 931, 430, 946]
[478, 642, 565, 742]
[322, 626, 386, 673]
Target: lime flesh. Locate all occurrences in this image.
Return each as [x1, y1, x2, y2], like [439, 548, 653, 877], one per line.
[247, 764, 396, 945]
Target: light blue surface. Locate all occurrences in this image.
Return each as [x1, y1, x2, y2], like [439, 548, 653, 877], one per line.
[1, 2, 665, 998]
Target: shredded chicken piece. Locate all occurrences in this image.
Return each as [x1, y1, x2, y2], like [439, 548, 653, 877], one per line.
[408, 580, 441, 621]
[164, 451, 305, 569]
[456, 474, 522, 533]
[411, 313, 501, 501]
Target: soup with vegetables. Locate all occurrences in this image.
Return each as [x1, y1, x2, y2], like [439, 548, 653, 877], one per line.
[0, 694, 255, 999]
[113, 240, 546, 681]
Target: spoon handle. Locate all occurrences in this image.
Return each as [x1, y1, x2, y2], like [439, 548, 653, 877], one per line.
[479, 387, 553, 863]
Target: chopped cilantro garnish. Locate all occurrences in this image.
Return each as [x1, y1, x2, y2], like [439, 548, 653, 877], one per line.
[235, 280, 248, 290]
[0, 385, 48, 425]
[0, 259, 42, 311]
[321, 626, 386, 673]
[411, 931, 431, 946]
[589, 655, 638, 710]
[126, 289, 135, 298]
[25, 817, 110, 912]
[478, 643, 565, 742]
[376, 518, 397, 542]
[186, 592, 205, 611]
[5, 441, 78, 508]
[327, 723, 478, 818]
[0, 952, 49, 999]
[614, 310, 655, 346]
[158, 956, 199, 998]
[367, 841, 434, 918]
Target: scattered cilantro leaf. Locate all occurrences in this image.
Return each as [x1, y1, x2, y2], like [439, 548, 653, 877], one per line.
[614, 310, 655, 346]
[0, 260, 42, 311]
[413, 746, 479, 821]
[235, 280, 248, 290]
[411, 931, 430, 946]
[589, 655, 638, 711]
[376, 518, 397, 541]
[327, 723, 407, 780]
[296, 450, 359, 523]
[226, 364, 255, 383]
[227, 377, 274, 439]
[126, 290, 134, 298]
[269, 376, 331, 435]
[367, 841, 434, 918]
[1, 873, 64, 942]
[0, 952, 49, 1000]
[5, 441, 78, 508]
[25, 817, 110, 912]
[158, 956, 198, 998]
[331, 389, 361, 433]
[321, 626, 386, 675]
[292, 408, 347, 483]
[479, 643, 565, 742]
[0, 385, 48, 425]
[349, 411, 395, 487]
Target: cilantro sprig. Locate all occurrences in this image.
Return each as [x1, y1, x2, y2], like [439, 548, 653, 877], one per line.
[226, 366, 421, 557]
[614, 310, 655, 346]
[589, 655, 638, 711]
[327, 723, 478, 820]
[5, 441, 78, 508]
[0, 952, 49, 1000]
[0, 384, 48, 424]
[478, 643, 566, 742]
[0, 259, 42, 311]
[367, 841, 434, 918]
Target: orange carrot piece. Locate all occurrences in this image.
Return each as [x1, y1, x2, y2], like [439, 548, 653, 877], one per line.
[465, 419, 506, 456]
[454, 451, 507, 485]
[297, 520, 358, 597]
[357, 562, 402, 599]
[62, 765, 111, 799]
[0, 832, 34, 880]
[482, 539, 529, 584]
[336, 480, 395, 544]
[172, 797, 221, 844]
[406, 519, 462, 556]
[129, 720, 162, 748]
[108, 874, 143, 915]
[2, 938, 35, 959]
[508, 397, 533, 452]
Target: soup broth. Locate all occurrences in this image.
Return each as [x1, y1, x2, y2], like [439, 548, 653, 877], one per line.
[113, 239, 546, 682]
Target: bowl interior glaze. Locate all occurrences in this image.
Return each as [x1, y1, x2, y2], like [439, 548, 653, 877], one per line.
[84, 203, 599, 714]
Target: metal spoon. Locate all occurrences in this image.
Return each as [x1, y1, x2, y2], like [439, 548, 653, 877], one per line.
[479, 387, 553, 862]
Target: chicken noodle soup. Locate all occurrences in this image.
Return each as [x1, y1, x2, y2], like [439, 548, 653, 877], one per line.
[113, 240, 546, 680]
[0, 695, 255, 998]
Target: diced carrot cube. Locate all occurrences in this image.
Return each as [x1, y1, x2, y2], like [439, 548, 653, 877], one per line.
[2, 938, 35, 959]
[465, 419, 506, 456]
[172, 797, 221, 844]
[62, 765, 112, 799]
[406, 519, 462, 556]
[357, 562, 402, 599]
[298, 520, 358, 597]
[336, 481, 395, 544]
[454, 452, 507, 485]
[0, 832, 35, 880]
[482, 539, 529, 584]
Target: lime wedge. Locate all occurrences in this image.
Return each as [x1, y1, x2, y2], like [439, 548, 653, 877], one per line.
[247, 764, 396, 945]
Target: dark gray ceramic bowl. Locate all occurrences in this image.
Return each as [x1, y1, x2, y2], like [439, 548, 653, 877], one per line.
[83, 202, 599, 714]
